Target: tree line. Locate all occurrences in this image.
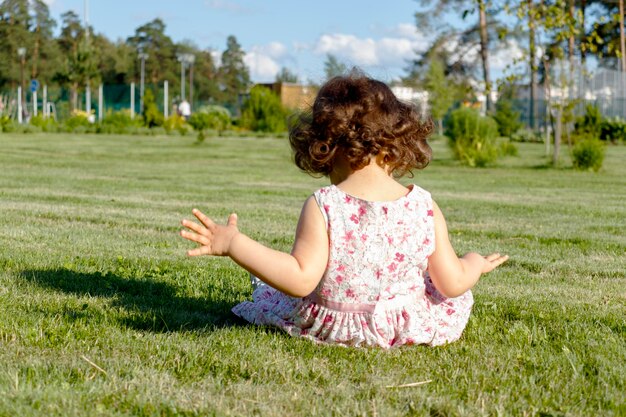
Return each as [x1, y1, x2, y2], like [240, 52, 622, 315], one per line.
[0, 0, 250, 111]
[407, 0, 626, 126]
[2, 0, 625, 120]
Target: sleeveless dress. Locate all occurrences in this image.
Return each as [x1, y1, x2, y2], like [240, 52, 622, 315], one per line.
[232, 184, 474, 348]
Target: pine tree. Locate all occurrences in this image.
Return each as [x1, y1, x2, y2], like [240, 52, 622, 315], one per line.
[218, 35, 250, 108]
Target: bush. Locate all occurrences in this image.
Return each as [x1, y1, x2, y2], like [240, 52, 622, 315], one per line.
[98, 110, 141, 134]
[63, 110, 93, 132]
[188, 113, 214, 141]
[15, 123, 42, 134]
[574, 104, 602, 137]
[142, 89, 163, 128]
[240, 86, 287, 133]
[445, 107, 499, 167]
[511, 128, 542, 143]
[493, 99, 522, 138]
[0, 115, 17, 132]
[197, 105, 231, 130]
[599, 117, 626, 143]
[571, 138, 605, 172]
[29, 115, 58, 132]
[163, 114, 190, 135]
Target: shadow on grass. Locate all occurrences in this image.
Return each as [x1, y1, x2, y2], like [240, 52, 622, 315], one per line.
[20, 268, 245, 332]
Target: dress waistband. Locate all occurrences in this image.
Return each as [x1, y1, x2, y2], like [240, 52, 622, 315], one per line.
[306, 292, 419, 314]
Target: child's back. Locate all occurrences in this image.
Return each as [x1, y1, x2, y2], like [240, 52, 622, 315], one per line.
[181, 70, 507, 349]
[233, 183, 473, 348]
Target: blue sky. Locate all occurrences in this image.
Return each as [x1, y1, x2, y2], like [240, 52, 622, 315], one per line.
[45, 0, 433, 83]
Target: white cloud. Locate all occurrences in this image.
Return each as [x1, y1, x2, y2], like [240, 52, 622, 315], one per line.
[263, 41, 288, 59]
[235, 23, 432, 83]
[312, 24, 430, 71]
[315, 34, 378, 66]
[243, 43, 288, 82]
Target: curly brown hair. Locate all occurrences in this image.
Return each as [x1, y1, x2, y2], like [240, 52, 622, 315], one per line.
[289, 70, 434, 177]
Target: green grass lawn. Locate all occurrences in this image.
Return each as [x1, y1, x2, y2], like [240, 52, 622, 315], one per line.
[0, 132, 624, 416]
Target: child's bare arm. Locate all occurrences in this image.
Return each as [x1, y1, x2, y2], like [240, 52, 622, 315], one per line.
[180, 196, 329, 297]
[427, 200, 508, 298]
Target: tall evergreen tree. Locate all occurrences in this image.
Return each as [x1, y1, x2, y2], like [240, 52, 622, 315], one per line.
[54, 11, 87, 110]
[218, 35, 250, 108]
[127, 18, 177, 86]
[191, 48, 219, 102]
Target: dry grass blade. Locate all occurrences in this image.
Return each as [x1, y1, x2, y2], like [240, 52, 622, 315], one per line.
[81, 355, 108, 376]
[385, 380, 432, 388]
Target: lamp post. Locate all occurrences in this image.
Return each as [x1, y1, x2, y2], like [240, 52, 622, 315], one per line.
[17, 47, 26, 119]
[177, 53, 195, 101]
[138, 52, 148, 114]
[188, 55, 195, 111]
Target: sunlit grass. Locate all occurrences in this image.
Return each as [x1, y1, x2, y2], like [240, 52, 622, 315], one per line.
[0, 132, 624, 416]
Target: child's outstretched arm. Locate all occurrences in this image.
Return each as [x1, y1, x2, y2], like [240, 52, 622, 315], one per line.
[180, 196, 329, 298]
[427, 200, 508, 298]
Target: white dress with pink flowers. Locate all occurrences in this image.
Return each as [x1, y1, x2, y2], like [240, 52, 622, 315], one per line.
[231, 184, 474, 348]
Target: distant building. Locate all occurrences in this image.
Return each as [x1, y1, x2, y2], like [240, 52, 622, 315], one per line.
[257, 82, 318, 110]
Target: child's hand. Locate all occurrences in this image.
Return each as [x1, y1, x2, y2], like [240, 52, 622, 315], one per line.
[481, 253, 509, 273]
[180, 209, 239, 257]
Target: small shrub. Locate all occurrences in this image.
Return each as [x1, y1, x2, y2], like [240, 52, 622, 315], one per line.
[196, 105, 231, 131]
[599, 117, 626, 143]
[240, 86, 287, 133]
[511, 128, 542, 143]
[574, 104, 602, 137]
[29, 115, 58, 132]
[188, 113, 214, 141]
[99, 110, 141, 134]
[163, 114, 190, 136]
[493, 99, 522, 138]
[64, 110, 93, 132]
[571, 138, 605, 172]
[445, 107, 499, 167]
[142, 89, 163, 128]
[1, 115, 17, 132]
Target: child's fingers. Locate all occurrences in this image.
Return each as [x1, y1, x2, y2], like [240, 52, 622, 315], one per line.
[484, 253, 501, 261]
[192, 209, 215, 229]
[489, 254, 509, 267]
[187, 246, 212, 257]
[181, 219, 208, 235]
[180, 230, 211, 246]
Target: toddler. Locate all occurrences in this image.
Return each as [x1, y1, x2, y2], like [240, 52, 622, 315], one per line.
[180, 71, 508, 348]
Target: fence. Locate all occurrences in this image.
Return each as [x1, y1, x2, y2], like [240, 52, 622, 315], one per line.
[0, 82, 181, 123]
[510, 61, 626, 131]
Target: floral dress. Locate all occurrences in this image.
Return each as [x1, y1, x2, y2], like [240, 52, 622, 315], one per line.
[232, 184, 474, 348]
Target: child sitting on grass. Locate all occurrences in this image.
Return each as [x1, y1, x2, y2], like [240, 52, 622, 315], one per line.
[180, 70, 508, 348]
